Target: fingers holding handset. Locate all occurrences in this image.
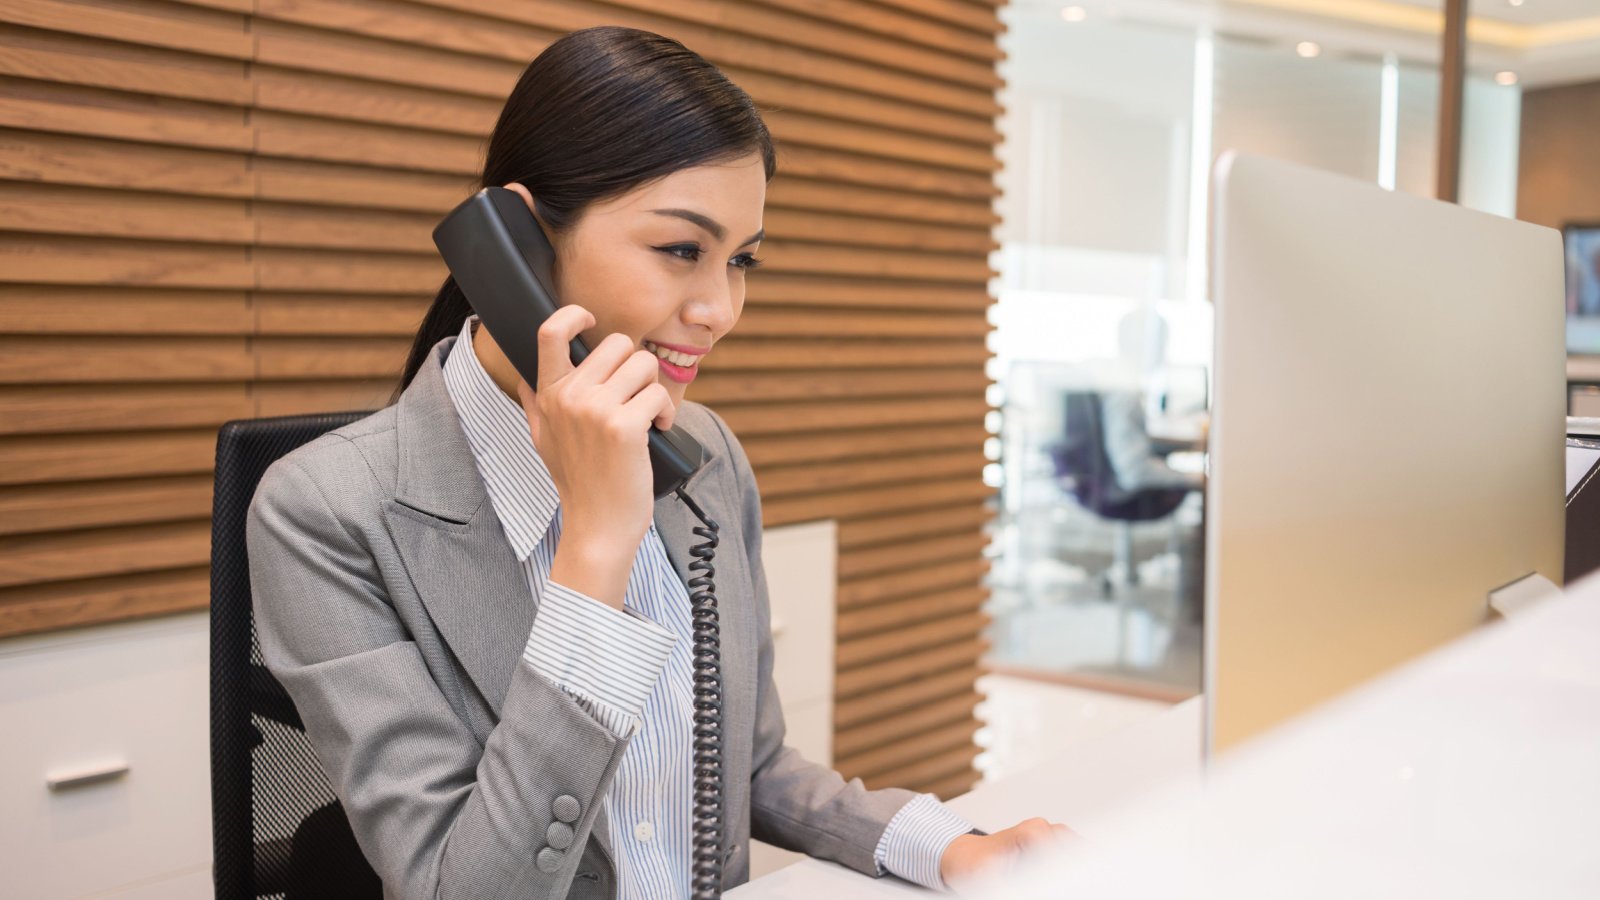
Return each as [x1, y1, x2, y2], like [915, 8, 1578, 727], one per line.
[518, 304, 676, 605]
[531, 309, 674, 432]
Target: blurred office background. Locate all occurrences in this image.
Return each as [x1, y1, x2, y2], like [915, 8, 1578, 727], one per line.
[1, 0, 1598, 896]
[977, 0, 1600, 759]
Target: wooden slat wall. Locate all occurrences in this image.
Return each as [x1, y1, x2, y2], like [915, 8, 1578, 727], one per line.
[0, 0, 1001, 799]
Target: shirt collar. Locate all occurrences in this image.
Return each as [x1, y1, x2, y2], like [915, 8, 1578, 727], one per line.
[440, 314, 559, 561]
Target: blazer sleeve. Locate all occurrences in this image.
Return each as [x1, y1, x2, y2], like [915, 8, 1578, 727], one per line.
[247, 450, 630, 900]
[699, 408, 921, 878]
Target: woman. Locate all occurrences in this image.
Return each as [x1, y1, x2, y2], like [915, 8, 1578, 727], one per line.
[248, 26, 1069, 900]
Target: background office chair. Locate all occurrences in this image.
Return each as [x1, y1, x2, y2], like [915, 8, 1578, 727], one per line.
[210, 411, 380, 900]
[1047, 391, 1190, 594]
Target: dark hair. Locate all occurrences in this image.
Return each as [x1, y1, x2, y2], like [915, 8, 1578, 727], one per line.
[395, 26, 777, 397]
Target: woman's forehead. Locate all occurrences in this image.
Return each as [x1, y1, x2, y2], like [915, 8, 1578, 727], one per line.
[597, 155, 766, 223]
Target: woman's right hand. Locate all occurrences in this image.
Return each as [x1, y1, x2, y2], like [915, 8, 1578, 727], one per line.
[518, 304, 675, 608]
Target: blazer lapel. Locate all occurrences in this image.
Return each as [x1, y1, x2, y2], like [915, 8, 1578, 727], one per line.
[382, 336, 534, 714]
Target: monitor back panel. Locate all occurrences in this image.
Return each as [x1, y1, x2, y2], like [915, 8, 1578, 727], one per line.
[1205, 152, 1566, 754]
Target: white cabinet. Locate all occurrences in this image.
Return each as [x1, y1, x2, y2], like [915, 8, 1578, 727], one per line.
[0, 612, 213, 900]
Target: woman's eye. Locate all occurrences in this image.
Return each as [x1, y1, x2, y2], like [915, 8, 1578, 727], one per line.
[661, 244, 701, 262]
[658, 244, 764, 271]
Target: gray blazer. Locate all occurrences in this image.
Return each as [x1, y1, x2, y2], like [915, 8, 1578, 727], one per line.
[246, 333, 918, 900]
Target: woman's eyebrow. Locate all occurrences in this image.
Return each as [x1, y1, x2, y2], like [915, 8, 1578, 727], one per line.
[649, 208, 764, 246]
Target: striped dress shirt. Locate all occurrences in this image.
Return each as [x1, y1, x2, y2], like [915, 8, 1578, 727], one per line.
[441, 315, 974, 895]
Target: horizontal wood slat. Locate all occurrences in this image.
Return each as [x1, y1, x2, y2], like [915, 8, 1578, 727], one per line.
[0, 475, 212, 535]
[0, 520, 211, 587]
[837, 503, 994, 549]
[741, 425, 989, 467]
[0, 0, 1000, 798]
[833, 691, 983, 758]
[836, 720, 982, 779]
[834, 664, 984, 728]
[836, 638, 990, 699]
[860, 742, 980, 792]
[0, 428, 218, 484]
[837, 586, 988, 639]
[0, 566, 210, 637]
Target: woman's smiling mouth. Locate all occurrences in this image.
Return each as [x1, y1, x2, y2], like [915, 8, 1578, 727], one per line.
[644, 339, 706, 383]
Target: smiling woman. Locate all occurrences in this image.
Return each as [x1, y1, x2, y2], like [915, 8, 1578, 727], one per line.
[245, 24, 1062, 900]
[395, 26, 777, 400]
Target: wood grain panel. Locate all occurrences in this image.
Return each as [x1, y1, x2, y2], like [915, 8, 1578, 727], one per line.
[0, 286, 251, 334]
[692, 369, 987, 405]
[839, 557, 991, 609]
[0, 81, 252, 152]
[0, 566, 210, 636]
[836, 638, 990, 698]
[0, 520, 210, 587]
[0, 428, 218, 484]
[833, 691, 983, 758]
[835, 721, 982, 779]
[837, 503, 994, 549]
[763, 479, 994, 526]
[757, 451, 984, 498]
[0, 475, 212, 534]
[0, 383, 252, 434]
[740, 425, 989, 467]
[834, 665, 984, 728]
[0, 129, 253, 199]
[0, 0, 1002, 800]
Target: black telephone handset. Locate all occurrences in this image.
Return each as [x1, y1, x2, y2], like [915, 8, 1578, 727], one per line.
[432, 187, 706, 499]
[433, 187, 727, 899]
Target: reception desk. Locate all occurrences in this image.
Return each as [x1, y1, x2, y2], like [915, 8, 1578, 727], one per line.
[729, 698, 1205, 898]
[737, 573, 1600, 899]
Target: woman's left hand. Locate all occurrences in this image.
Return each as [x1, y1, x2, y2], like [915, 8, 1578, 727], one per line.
[938, 817, 1078, 886]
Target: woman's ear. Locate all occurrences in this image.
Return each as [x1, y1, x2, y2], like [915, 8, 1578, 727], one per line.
[501, 182, 551, 232]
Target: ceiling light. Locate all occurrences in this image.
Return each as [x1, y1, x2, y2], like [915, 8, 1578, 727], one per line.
[1296, 41, 1322, 58]
[1061, 5, 1087, 22]
[1495, 70, 1519, 85]
[1508, 0, 1524, 7]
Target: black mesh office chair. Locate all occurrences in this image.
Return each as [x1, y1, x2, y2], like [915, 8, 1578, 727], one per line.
[1047, 391, 1191, 593]
[210, 411, 381, 900]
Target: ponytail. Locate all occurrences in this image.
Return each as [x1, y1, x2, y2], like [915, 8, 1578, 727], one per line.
[394, 274, 472, 401]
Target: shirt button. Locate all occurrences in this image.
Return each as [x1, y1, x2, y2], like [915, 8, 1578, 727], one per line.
[634, 820, 655, 842]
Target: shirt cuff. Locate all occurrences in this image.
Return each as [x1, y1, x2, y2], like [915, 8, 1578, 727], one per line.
[523, 580, 676, 738]
[872, 793, 977, 892]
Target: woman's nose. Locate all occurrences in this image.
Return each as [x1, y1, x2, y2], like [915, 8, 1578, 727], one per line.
[686, 273, 737, 334]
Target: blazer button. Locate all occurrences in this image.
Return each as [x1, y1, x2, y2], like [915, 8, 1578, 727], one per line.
[552, 794, 581, 823]
[546, 821, 575, 850]
[536, 847, 564, 874]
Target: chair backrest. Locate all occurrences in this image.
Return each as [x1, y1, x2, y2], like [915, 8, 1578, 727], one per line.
[210, 411, 377, 899]
[1052, 391, 1189, 521]
[1052, 390, 1123, 511]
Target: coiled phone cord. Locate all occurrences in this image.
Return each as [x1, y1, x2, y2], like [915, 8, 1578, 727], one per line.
[676, 488, 725, 900]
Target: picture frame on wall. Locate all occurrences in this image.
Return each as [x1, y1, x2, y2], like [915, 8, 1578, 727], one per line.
[1565, 222, 1600, 355]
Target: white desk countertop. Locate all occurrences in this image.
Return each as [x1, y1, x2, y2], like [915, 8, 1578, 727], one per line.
[737, 574, 1600, 898]
[978, 577, 1600, 900]
[727, 698, 1204, 898]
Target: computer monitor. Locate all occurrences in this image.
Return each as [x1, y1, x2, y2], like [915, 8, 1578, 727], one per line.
[1204, 152, 1567, 755]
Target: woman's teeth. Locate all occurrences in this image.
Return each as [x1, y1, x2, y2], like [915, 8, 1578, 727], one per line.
[644, 341, 701, 368]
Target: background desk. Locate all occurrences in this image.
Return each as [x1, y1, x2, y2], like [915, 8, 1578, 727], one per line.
[728, 697, 1203, 898]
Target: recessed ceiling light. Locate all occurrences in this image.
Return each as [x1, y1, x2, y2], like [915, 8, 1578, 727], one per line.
[1495, 70, 1519, 85]
[1508, 0, 1524, 8]
[1061, 5, 1087, 22]
[1296, 41, 1322, 58]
